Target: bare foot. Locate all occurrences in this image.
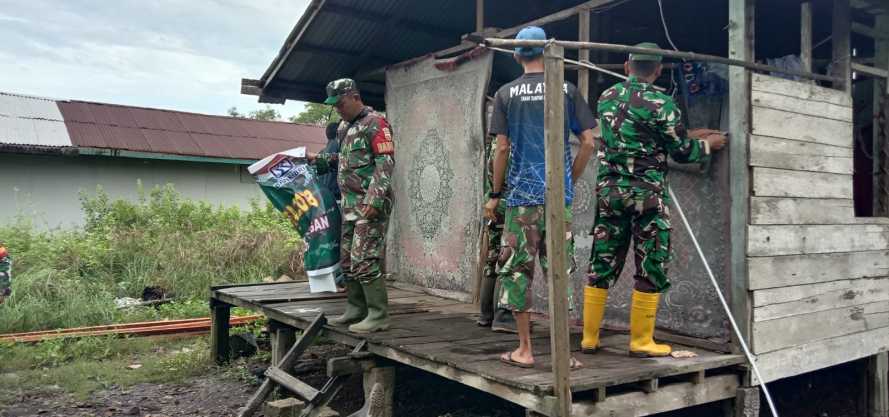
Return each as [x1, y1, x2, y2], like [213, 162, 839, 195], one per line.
[500, 349, 534, 368]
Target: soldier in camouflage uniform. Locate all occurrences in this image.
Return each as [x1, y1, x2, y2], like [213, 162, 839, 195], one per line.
[0, 244, 10, 305]
[581, 43, 727, 357]
[477, 132, 516, 333]
[485, 26, 598, 369]
[309, 78, 394, 334]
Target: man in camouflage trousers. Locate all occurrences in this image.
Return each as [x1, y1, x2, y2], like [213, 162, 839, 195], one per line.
[581, 43, 727, 357]
[477, 132, 516, 333]
[309, 78, 394, 334]
[485, 26, 598, 369]
[0, 244, 10, 305]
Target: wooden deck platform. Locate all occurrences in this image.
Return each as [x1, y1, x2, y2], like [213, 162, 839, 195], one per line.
[210, 281, 746, 416]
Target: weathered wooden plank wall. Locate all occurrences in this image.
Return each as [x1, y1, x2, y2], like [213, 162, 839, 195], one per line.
[748, 74, 889, 383]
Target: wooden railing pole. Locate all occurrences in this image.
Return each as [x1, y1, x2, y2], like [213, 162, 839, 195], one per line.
[543, 43, 572, 417]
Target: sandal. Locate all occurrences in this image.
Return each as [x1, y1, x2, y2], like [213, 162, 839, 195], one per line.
[500, 351, 534, 369]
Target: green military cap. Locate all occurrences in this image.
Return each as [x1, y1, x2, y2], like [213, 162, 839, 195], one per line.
[629, 42, 664, 62]
[324, 78, 359, 105]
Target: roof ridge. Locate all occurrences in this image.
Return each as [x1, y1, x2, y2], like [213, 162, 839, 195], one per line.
[0, 91, 60, 102]
[64, 99, 322, 128]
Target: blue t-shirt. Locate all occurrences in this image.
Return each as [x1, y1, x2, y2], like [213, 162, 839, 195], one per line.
[490, 73, 597, 207]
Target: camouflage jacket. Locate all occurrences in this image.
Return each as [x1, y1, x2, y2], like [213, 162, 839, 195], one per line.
[596, 76, 709, 192]
[0, 248, 10, 296]
[484, 136, 508, 216]
[315, 107, 394, 218]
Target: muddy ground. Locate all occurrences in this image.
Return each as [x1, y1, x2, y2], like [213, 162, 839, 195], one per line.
[0, 340, 866, 417]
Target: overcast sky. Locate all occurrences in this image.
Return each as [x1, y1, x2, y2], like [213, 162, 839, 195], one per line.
[0, 0, 311, 119]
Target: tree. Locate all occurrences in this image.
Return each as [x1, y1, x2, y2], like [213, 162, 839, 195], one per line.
[290, 102, 340, 125]
[227, 106, 282, 121]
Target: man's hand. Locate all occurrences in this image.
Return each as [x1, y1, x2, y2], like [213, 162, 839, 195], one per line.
[306, 152, 319, 161]
[483, 198, 500, 221]
[688, 128, 728, 151]
[359, 204, 378, 220]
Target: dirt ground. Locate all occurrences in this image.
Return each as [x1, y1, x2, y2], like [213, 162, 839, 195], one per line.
[0, 340, 868, 417]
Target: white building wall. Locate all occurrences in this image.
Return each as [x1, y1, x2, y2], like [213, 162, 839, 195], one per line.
[0, 153, 264, 228]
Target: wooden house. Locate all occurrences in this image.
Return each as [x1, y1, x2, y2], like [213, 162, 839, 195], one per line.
[217, 1, 889, 416]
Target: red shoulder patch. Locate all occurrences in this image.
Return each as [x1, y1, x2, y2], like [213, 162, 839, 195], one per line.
[370, 118, 394, 155]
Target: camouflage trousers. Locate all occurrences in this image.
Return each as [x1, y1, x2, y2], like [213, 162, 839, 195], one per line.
[341, 216, 389, 284]
[483, 209, 506, 283]
[587, 186, 672, 293]
[497, 205, 576, 312]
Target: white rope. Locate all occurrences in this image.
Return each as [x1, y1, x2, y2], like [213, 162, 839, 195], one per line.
[657, 0, 681, 52]
[669, 186, 780, 417]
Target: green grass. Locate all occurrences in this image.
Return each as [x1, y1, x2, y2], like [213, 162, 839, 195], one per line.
[0, 184, 302, 334]
[0, 335, 217, 402]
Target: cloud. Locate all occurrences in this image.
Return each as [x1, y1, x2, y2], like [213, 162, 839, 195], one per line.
[0, 0, 311, 118]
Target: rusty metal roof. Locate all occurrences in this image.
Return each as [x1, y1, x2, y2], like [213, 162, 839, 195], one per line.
[57, 100, 326, 160]
[0, 91, 326, 161]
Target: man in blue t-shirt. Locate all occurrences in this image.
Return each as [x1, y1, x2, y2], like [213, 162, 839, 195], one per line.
[484, 26, 598, 369]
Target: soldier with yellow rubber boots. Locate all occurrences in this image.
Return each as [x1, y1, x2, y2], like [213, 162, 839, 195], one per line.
[582, 43, 727, 357]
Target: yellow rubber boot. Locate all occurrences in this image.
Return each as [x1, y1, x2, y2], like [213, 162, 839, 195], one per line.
[581, 286, 609, 353]
[629, 290, 672, 357]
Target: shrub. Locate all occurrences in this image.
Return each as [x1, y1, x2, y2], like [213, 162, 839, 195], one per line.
[0, 185, 301, 333]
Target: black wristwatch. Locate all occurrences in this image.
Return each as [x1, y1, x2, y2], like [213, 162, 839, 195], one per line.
[488, 191, 502, 199]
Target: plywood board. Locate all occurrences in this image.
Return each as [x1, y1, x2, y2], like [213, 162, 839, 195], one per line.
[753, 276, 889, 321]
[751, 73, 853, 107]
[748, 224, 889, 256]
[752, 167, 852, 199]
[750, 197, 854, 225]
[748, 250, 889, 289]
[754, 326, 889, 384]
[753, 299, 889, 353]
[752, 106, 853, 148]
[384, 52, 493, 294]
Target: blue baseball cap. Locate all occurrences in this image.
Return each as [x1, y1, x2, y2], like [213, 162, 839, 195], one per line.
[515, 26, 546, 58]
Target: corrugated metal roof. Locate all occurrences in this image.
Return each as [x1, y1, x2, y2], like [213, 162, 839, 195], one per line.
[246, 0, 592, 107]
[57, 101, 326, 160]
[0, 92, 73, 147]
[0, 91, 327, 161]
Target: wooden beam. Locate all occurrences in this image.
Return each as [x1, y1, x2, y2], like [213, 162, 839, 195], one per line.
[801, 2, 813, 72]
[832, 0, 852, 92]
[853, 22, 886, 40]
[261, 0, 327, 90]
[265, 366, 320, 401]
[476, 0, 484, 32]
[868, 352, 889, 417]
[853, 62, 889, 78]
[578, 8, 591, 101]
[728, 0, 753, 356]
[434, 0, 622, 60]
[543, 43, 571, 417]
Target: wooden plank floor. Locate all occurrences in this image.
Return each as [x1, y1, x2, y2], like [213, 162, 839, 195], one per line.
[212, 281, 744, 403]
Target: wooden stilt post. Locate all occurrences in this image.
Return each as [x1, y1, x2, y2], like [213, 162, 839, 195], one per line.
[800, 1, 813, 72]
[476, 0, 484, 32]
[868, 352, 889, 417]
[210, 298, 232, 365]
[543, 43, 572, 417]
[832, 0, 852, 93]
[270, 320, 297, 366]
[578, 8, 591, 101]
[873, 13, 888, 216]
[728, 0, 753, 357]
